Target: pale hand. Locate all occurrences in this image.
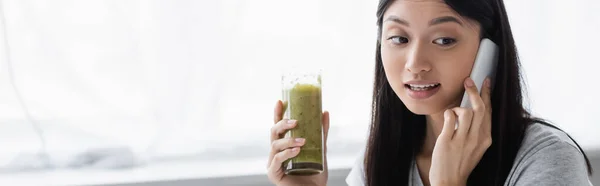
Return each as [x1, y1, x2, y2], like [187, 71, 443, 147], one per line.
[267, 100, 330, 186]
[429, 78, 493, 186]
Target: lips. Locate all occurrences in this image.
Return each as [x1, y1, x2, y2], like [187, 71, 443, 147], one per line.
[405, 83, 441, 91]
[403, 81, 441, 99]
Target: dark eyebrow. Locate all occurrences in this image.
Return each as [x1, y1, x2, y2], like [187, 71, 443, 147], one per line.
[429, 16, 463, 27]
[384, 16, 410, 27]
[383, 15, 463, 27]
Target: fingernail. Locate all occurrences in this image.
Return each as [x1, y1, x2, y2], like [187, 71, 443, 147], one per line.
[291, 147, 299, 152]
[465, 78, 474, 87]
[485, 78, 491, 88]
[295, 138, 305, 143]
[287, 120, 296, 125]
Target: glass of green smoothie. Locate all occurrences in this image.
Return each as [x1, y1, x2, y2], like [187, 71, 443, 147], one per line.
[281, 70, 324, 175]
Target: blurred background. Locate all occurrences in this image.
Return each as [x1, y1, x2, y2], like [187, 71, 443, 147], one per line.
[0, 0, 598, 185]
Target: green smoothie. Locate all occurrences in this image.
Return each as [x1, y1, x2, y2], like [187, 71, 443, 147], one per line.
[282, 83, 323, 175]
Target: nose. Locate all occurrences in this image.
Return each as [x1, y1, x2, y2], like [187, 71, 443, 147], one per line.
[405, 43, 432, 73]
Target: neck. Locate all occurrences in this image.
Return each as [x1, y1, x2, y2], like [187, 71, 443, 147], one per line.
[420, 96, 461, 157]
[415, 111, 446, 186]
[421, 112, 445, 157]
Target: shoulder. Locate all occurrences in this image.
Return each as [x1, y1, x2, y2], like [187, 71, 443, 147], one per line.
[346, 148, 365, 186]
[517, 122, 581, 157]
[505, 122, 592, 186]
[346, 147, 366, 186]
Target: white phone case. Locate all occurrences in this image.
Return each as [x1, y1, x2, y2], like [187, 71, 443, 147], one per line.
[459, 38, 499, 108]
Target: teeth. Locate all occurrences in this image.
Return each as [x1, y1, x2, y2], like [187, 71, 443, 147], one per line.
[408, 83, 439, 91]
[409, 83, 438, 88]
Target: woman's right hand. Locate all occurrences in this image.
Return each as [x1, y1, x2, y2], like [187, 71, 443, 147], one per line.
[267, 100, 330, 186]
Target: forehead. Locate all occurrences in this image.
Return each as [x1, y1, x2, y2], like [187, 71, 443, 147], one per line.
[384, 0, 455, 18]
[382, 0, 479, 30]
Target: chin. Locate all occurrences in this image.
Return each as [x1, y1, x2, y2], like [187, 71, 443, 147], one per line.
[402, 100, 440, 115]
[397, 92, 452, 116]
[392, 85, 460, 116]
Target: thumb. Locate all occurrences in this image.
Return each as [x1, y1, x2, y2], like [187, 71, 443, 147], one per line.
[322, 111, 330, 170]
[322, 111, 330, 149]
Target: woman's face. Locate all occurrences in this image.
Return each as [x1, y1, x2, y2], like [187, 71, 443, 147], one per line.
[380, 0, 482, 115]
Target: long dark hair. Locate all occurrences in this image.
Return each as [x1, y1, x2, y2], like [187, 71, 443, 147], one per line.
[365, 0, 594, 185]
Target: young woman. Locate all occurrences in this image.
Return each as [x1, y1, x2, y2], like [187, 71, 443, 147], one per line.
[267, 0, 594, 185]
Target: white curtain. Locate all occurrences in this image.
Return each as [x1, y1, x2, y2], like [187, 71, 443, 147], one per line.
[0, 0, 598, 184]
[0, 0, 375, 172]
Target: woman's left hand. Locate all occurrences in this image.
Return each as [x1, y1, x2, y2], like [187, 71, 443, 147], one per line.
[429, 77, 493, 186]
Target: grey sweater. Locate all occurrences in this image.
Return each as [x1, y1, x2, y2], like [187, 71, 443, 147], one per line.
[345, 123, 593, 186]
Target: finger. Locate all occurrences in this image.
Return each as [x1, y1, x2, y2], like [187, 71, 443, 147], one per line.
[482, 109, 492, 135]
[481, 77, 492, 114]
[269, 100, 286, 169]
[465, 77, 487, 135]
[452, 107, 473, 141]
[274, 100, 284, 124]
[267, 137, 304, 168]
[469, 110, 486, 138]
[439, 109, 457, 141]
[480, 78, 493, 134]
[270, 119, 296, 142]
[464, 77, 486, 111]
[268, 147, 301, 174]
[268, 119, 296, 168]
[271, 138, 305, 153]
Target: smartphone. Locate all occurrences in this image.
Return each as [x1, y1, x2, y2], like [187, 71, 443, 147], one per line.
[459, 38, 499, 108]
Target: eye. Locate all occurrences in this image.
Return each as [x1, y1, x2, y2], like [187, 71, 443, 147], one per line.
[433, 37, 457, 46]
[388, 36, 409, 45]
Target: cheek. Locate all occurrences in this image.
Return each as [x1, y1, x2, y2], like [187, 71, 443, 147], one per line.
[380, 47, 401, 70]
[380, 48, 406, 90]
[378, 43, 479, 114]
[436, 56, 475, 100]
[438, 60, 472, 83]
